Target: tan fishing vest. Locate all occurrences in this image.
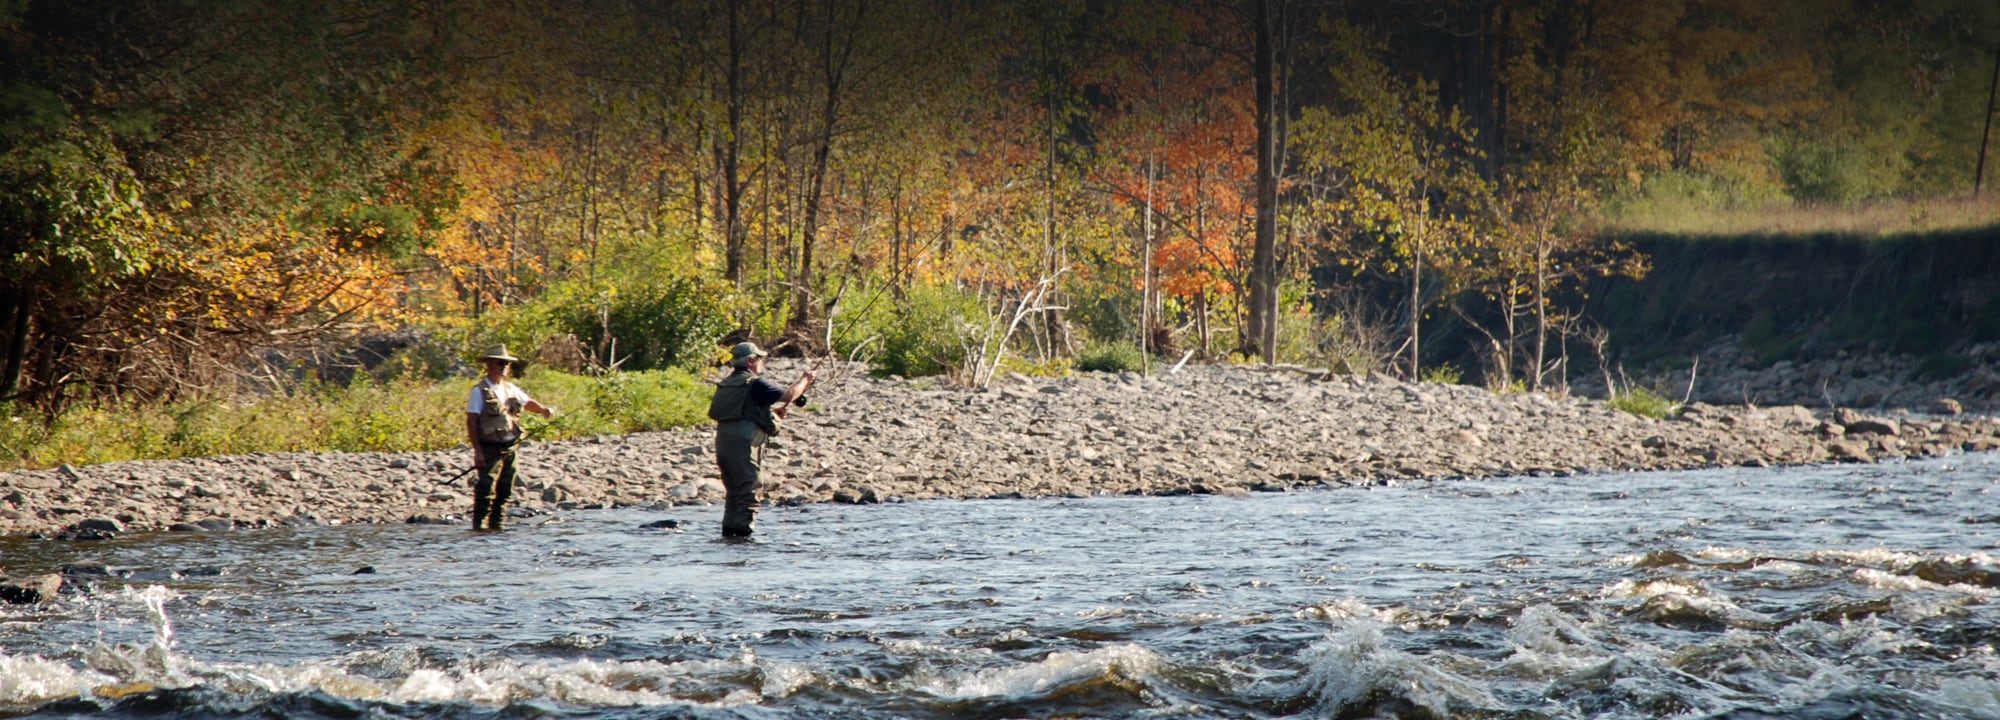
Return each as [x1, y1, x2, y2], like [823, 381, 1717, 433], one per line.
[476, 379, 520, 444]
[708, 372, 780, 437]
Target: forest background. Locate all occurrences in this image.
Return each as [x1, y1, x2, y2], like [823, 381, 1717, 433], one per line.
[2, 0, 1998, 468]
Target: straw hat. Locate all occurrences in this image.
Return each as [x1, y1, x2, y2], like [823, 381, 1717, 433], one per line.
[478, 345, 521, 364]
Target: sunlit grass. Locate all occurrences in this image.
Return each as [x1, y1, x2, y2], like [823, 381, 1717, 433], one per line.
[0, 369, 714, 471]
[1601, 193, 2000, 237]
[1608, 387, 1679, 419]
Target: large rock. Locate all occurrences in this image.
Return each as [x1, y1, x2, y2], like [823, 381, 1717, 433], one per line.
[0, 573, 62, 604]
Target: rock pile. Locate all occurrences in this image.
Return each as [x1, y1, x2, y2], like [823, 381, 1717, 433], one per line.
[3, 362, 1997, 538]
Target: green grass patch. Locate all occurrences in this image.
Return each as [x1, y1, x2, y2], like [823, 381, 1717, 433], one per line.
[1073, 341, 1147, 373]
[0, 368, 714, 471]
[1602, 191, 2000, 237]
[1608, 387, 1678, 419]
[1419, 363, 1463, 385]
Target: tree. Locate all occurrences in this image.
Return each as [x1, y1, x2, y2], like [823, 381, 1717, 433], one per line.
[0, 0, 450, 408]
[1292, 20, 1493, 379]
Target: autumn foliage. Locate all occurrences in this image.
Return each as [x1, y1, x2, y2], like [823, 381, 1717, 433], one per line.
[2, 0, 1995, 410]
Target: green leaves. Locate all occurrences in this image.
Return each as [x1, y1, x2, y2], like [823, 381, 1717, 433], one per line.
[0, 119, 156, 293]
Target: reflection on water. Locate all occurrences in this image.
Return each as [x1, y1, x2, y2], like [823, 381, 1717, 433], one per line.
[3, 454, 1999, 718]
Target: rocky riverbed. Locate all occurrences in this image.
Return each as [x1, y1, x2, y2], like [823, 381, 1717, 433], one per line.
[3, 361, 1998, 540]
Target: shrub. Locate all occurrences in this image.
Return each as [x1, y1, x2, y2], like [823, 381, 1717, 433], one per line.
[1609, 386, 1677, 418]
[555, 275, 734, 371]
[842, 283, 984, 378]
[1419, 363, 1463, 385]
[1074, 340, 1146, 373]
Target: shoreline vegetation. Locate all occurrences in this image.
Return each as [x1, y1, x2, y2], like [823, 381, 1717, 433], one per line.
[2, 360, 1996, 540]
[1602, 192, 2000, 238]
[0, 369, 714, 472]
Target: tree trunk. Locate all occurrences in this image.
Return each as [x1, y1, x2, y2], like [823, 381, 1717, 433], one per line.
[791, 0, 856, 342]
[1532, 238, 1550, 391]
[1248, 0, 1279, 363]
[0, 291, 25, 398]
[1408, 223, 1423, 379]
[721, 0, 747, 287]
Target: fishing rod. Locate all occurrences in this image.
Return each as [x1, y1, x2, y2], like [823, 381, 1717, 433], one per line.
[431, 408, 575, 486]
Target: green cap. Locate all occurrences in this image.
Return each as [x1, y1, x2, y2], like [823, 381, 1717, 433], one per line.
[729, 341, 768, 367]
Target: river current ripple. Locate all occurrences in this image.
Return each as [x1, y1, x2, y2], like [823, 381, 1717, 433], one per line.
[4, 453, 1999, 718]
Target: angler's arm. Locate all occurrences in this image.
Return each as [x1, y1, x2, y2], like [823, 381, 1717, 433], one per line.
[524, 399, 555, 418]
[466, 412, 483, 466]
[771, 371, 816, 419]
[778, 370, 816, 405]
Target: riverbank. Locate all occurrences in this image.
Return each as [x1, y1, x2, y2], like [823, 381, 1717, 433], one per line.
[3, 361, 1997, 538]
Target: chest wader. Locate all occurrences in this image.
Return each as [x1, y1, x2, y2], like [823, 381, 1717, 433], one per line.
[473, 381, 521, 531]
[709, 373, 779, 537]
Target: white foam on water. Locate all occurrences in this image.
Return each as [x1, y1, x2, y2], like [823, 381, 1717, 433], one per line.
[1849, 567, 2000, 599]
[1809, 547, 1935, 568]
[1, 583, 780, 712]
[914, 643, 1164, 699]
[1296, 620, 1497, 717]
[1692, 547, 1756, 563]
[1600, 577, 1709, 600]
[0, 652, 116, 708]
[1493, 605, 1615, 679]
[756, 659, 817, 699]
[1293, 597, 1379, 622]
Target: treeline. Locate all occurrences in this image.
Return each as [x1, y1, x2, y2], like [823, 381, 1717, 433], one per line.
[4, 0, 1997, 412]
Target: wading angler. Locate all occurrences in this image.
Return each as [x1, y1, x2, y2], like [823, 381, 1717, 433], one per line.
[707, 342, 815, 539]
[465, 345, 555, 531]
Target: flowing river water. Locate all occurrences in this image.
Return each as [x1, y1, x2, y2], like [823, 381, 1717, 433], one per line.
[3, 452, 1999, 718]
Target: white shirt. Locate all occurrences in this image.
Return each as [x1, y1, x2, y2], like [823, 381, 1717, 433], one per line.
[468, 378, 533, 421]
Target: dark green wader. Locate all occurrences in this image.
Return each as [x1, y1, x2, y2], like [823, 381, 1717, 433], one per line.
[710, 371, 779, 538]
[472, 441, 517, 530]
[714, 419, 764, 537]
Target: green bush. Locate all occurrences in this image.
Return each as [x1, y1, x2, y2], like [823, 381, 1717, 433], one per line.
[1066, 287, 1140, 350]
[1418, 363, 1463, 385]
[1772, 135, 1876, 204]
[1609, 386, 1678, 419]
[556, 274, 734, 371]
[837, 283, 984, 378]
[1074, 340, 1146, 373]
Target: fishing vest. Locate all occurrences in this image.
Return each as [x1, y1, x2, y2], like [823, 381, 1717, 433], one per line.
[708, 372, 780, 438]
[476, 379, 520, 445]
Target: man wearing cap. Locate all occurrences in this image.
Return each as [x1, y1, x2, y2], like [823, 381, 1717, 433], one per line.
[707, 341, 815, 538]
[466, 345, 555, 531]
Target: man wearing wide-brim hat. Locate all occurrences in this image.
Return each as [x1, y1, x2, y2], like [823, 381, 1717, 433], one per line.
[705, 341, 814, 539]
[466, 345, 554, 531]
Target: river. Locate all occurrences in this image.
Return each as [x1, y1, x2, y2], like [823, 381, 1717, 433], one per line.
[3, 453, 1998, 718]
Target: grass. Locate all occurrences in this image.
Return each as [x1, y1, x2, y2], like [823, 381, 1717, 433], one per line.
[1608, 387, 1679, 419]
[0, 368, 715, 471]
[1601, 193, 2000, 237]
[1073, 340, 1148, 373]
